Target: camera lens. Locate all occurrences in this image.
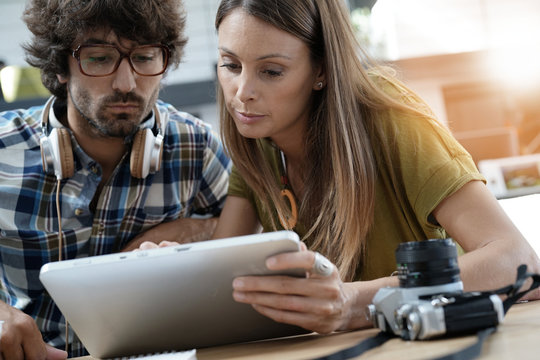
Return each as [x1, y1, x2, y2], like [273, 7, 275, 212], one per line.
[395, 239, 460, 288]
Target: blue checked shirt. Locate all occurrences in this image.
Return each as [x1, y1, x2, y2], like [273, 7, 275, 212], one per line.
[0, 99, 231, 357]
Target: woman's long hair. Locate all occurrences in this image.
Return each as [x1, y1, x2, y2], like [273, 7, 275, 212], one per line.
[215, 0, 430, 281]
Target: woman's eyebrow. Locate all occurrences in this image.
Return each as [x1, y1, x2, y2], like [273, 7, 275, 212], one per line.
[219, 46, 292, 61]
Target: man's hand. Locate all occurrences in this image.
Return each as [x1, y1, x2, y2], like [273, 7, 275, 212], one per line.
[121, 217, 218, 252]
[0, 302, 67, 360]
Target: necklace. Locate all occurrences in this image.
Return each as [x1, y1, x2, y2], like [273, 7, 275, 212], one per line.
[278, 149, 298, 229]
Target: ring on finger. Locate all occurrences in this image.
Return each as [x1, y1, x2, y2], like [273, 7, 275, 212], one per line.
[311, 252, 333, 277]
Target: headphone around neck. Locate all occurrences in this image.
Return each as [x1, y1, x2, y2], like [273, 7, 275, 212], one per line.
[39, 96, 165, 180]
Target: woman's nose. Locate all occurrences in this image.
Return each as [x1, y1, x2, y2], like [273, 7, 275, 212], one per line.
[235, 72, 257, 103]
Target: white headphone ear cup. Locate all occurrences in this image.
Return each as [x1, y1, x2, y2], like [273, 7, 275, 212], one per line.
[40, 135, 55, 174]
[130, 128, 163, 179]
[150, 132, 164, 174]
[40, 127, 74, 179]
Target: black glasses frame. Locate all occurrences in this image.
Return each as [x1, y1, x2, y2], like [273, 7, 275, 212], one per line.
[72, 44, 170, 77]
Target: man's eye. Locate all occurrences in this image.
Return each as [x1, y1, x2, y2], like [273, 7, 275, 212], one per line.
[132, 55, 154, 63]
[88, 56, 112, 64]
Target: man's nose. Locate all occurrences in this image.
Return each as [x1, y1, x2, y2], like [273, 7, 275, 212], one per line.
[112, 58, 137, 93]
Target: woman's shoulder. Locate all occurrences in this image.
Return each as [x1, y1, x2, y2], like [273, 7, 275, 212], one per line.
[364, 70, 444, 136]
[367, 69, 434, 112]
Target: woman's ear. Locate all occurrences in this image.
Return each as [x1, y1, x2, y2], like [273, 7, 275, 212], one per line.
[312, 65, 326, 90]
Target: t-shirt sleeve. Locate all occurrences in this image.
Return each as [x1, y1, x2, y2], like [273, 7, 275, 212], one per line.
[370, 74, 485, 239]
[382, 108, 486, 238]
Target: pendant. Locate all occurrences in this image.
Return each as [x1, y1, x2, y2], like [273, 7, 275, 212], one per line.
[279, 188, 298, 229]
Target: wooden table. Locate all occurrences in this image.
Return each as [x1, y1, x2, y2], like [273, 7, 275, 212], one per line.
[73, 300, 540, 359]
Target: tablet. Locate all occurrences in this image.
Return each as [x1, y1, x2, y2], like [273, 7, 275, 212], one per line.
[39, 230, 308, 359]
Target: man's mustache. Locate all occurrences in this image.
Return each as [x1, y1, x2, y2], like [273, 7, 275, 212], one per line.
[103, 91, 144, 104]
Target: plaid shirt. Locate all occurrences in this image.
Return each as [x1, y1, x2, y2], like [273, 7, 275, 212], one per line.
[0, 99, 231, 357]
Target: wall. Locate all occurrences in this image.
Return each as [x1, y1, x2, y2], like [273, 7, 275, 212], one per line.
[0, 0, 220, 85]
[2, 0, 540, 133]
[371, 0, 540, 60]
[0, 0, 221, 127]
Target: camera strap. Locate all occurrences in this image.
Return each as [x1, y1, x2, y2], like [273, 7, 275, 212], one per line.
[313, 264, 540, 360]
[496, 264, 540, 314]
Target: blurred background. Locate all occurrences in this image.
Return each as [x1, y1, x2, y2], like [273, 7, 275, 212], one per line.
[1, 0, 539, 199]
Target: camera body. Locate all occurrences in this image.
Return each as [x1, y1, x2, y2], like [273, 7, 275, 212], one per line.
[367, 239, 504, 340]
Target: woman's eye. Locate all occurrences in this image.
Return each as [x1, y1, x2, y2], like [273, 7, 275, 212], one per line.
[219, 63, 240, 71]
[263, 69, 283, 77]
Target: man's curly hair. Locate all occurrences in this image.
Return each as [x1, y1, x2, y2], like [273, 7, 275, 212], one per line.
[22, 0, 188, 101]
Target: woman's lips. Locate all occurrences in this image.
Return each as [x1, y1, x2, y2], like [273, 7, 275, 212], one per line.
[235, 110, 265, 124]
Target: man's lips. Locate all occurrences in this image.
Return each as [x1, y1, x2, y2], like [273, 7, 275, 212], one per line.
[107, 103, 139, 112]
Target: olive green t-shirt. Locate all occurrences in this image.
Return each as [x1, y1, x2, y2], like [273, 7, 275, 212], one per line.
[228, 97, 484, 281]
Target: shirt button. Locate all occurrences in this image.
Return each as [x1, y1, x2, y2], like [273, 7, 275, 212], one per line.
[74, 208, 83, 216]
[91, 166, 98, 174]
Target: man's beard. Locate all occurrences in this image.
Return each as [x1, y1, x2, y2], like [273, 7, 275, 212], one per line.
[68, 86, 158, 139]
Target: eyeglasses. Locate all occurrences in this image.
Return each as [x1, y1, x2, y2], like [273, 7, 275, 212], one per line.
[72, 44, 170, 77]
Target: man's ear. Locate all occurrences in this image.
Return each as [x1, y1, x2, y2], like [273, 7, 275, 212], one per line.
[56, 74, 68, 84]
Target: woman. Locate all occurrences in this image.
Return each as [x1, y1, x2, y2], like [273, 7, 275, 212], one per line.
[207, 0, 540, 334]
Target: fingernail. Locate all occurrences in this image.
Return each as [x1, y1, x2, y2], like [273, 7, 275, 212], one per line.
[233, 291, 246, 301]
[233, 279, 244, 289]
[266, 257, 277, 268]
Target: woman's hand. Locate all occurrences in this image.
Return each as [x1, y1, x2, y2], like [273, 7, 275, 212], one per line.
[232, 250, 360, 334]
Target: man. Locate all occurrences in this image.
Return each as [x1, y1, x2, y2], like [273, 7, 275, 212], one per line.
[0, 0, 230, 358]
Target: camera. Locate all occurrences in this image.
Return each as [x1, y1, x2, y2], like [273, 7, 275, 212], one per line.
[367, 239, 504, 340]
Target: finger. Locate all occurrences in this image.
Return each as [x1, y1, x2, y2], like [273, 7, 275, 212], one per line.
[158, 240, 179, 247]
[309, 252, 334, 278]
[138, 241, 160, 250]
[233, 275, 339, 298]
[45, 344, 68, 360]
[266, 251, 336, 278]
[251, 303, 338, 334]
[21, 326, 49, 360]
[265, 250, 318, 272]
[234, 289, 337, 315]
[2, 318, 46, 360]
